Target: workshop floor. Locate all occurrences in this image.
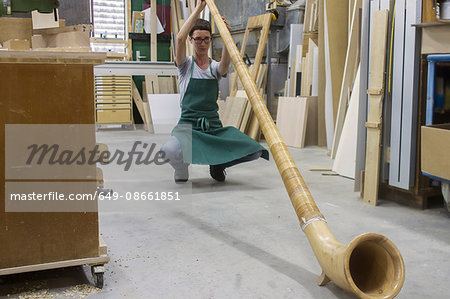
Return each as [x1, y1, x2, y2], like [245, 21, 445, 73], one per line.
[1, 130, 449, 299]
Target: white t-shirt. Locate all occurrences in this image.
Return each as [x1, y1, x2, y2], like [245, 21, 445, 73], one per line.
[177, 56, 223, 103]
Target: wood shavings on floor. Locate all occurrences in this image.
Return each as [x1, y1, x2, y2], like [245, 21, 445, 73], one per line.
[17, 289, 53, 299]
[62, 285, 101, 298]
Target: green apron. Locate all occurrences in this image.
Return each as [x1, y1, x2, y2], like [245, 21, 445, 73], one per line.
[172, 57, 269, 165]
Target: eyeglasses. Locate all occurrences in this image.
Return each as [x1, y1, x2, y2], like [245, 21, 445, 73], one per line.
[192, 37, 211, 44]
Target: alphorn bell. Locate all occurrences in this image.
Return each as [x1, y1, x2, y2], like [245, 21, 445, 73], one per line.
[204, 0, 405, 298]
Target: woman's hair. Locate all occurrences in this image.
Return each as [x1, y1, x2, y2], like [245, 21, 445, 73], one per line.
[189, 19, 212, 37]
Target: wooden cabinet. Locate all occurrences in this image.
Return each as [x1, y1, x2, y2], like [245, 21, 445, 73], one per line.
[0, 51, 108, 274]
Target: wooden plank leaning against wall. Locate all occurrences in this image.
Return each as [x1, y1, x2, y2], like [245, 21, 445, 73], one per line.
[363, 10, 389, 206]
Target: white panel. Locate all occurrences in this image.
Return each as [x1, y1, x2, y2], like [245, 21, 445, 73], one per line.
[389, 0, 405, 187]
[323, 2, 334, 149]
[372, 0, 381, 11]
[389, 0, 420, 189]
[333, 67, 360, 179]
[148, 94, 182, 134]
[312, 47, 319, 96]
[380, 0, 391, 10]
[32, 9, 59, 30]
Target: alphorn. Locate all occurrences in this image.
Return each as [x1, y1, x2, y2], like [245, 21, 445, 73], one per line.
[204, 0, 405, 298]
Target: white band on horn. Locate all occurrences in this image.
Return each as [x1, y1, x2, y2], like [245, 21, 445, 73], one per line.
[301, 217, 327, 231]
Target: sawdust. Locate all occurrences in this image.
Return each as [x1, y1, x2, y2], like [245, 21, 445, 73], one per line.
[11, 284, 100, 299]
[18, 289, 53, 299]
[62, 285, 101, 298]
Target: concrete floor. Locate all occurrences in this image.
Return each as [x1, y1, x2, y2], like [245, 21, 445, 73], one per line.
[1, 130, 449, 299]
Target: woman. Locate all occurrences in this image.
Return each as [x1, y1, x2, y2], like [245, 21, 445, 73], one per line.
[161, 0, 269, 183]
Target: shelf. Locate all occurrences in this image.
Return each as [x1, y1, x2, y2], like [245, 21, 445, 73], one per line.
[413, 21, 450, 27]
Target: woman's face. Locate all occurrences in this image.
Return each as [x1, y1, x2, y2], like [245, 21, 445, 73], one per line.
[190, 30, 211, 56]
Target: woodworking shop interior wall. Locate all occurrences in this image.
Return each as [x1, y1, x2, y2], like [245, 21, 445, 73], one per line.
[58, 0, 91, 26]
[8, 0, 91, 25]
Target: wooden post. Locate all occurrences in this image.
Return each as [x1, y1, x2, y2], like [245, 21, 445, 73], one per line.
[363, 10, 389, 206]
[151, 0, 157, 61]
[127, 0, 132, 60]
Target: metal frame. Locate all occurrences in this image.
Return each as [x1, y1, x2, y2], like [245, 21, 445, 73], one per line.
[426, 54, 450, 125]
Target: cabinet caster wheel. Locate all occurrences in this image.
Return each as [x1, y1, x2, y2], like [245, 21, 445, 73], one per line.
[91, 265, 105, 289]
[93, 272, 104, 288]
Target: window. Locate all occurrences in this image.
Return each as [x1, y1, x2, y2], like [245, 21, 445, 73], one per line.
[91, 0, 126, 54]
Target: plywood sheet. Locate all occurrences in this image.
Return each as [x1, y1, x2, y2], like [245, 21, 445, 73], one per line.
[324, 0, 348, 123]
[323, 3, 335, 150]
[0, 17, 32, 44]
[145, 75, 160, 94]
[141, 83, 155, 133]
[331, 0, 361, 159]
[217, 99, 227, 122]
[221, 97, 248, 128]
[31, 31, 90, 49]
[276, 97, 309, 148]
[158, 77, 176, 94]
[304, 96, 319, 146]
[131, 81, 146, 120]
[332, 66, 360, 178]
[239, 103, 252, 133]
[317, 0, 327, 147]
[421, 25, 450, 54]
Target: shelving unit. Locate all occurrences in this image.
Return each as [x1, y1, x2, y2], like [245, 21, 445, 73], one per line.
[95, 75, 133, 126]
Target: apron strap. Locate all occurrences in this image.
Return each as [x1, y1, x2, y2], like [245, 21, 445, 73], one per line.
[190, 56, 195, 78]
[209, 62, 217, 79]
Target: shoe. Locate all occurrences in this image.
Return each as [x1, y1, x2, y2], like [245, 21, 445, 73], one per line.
[209, 165, 226, 182]
[174, 168, 188, 183]
[175, 177, 188, 183]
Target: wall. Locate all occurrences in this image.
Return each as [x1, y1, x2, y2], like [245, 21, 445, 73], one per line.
[9, 0, 91, 25]
[58, 0, 91, 25]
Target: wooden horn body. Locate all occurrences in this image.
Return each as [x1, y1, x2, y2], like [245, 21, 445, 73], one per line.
[204, 0, 405, 298]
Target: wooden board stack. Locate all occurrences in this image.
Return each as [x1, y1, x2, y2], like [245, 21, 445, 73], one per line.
[223, 64, 268, 139]
[301, 0, 319, 98]
[276, 1, 320, 147]
[330, 0, 362, 158]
